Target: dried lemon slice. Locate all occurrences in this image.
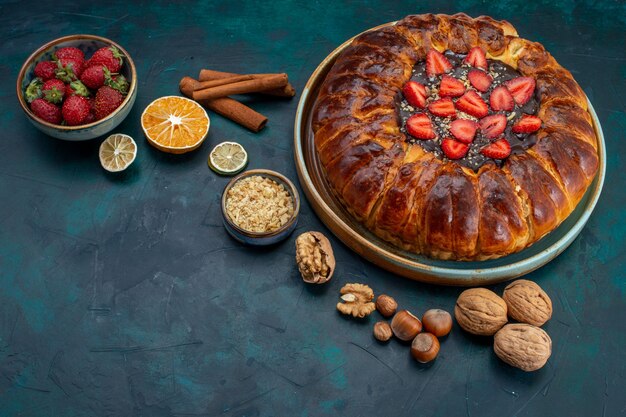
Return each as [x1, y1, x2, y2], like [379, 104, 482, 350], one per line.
[141, 96, 210, 154]
[99, 133, 137, 172]
[208, 141, 248, 175]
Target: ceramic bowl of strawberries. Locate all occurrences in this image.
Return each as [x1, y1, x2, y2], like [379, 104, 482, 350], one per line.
[16, 34, 137, 141]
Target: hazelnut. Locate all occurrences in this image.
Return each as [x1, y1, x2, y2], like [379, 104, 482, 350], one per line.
[373, 322, 393, 342]
[375, 294, 398, 317]
[411, 332, 440, 363]
[390, 310, 422, 341]
[422, 309, 452, 337]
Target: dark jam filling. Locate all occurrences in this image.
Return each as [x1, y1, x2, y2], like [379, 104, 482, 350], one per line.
[397, 51, 539, 171]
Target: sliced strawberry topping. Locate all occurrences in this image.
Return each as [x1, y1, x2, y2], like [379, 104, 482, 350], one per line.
[449, 119, 479, 144]
[505, 77, 536, 105]
[441, 138, 469, 160]
[512, 114, 542, 133]
[402, 81, 427, 109]
[428, 97, 456, 118]
[480, 138, 511, 159]
[468, 69, 493, 93]
[455, 90, 489, 118]
[480, 114, 507, 139]
[490, 86, 514, 111]
[406, 113, 436, 140]
[464, 46, 488, 70]
[426, 50, 452, 76]
[439, 75, 465, 97]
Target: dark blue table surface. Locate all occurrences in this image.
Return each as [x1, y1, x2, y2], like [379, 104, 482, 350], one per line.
[1, 1, 625, 416]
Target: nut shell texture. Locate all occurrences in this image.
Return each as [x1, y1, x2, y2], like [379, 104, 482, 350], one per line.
[422, 309, 453, 337]
[455, 288, 507, 335]
[502, 279, 552, 326]
[373, 321, 393, 342]
[295, 231, 336, 284]
[494, 323, 552, 371]
[375, 294, 398, 317]
[391, 310, 422, 341]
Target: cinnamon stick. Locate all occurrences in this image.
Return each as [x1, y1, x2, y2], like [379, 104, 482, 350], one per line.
[199, 69, 296, 98]
[193, 73, 289, 101]
[179, 77, 267, 133]
[194, 75, 257, 90]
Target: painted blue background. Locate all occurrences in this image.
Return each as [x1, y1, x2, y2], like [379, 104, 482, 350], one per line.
[1, 0, 624, 416]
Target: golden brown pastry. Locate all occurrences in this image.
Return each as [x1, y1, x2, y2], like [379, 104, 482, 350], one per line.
[312, 13, 599, 260]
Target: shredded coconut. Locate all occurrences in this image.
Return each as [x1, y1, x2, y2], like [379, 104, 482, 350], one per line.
[225, 175, 294, 233]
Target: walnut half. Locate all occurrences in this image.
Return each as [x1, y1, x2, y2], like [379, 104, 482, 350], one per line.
[336, 283, 376, 318]
[295, 231, 335, 284]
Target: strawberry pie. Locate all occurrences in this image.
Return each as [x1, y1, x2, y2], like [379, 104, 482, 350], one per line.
[312, 13, 599, 260]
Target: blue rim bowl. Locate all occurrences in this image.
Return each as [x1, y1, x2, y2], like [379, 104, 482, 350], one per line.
[16, 34, 137, 141]
[221, 169, 300, 246]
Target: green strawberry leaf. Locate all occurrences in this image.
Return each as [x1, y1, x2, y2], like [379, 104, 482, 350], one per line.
[109, 46, 125, 67]
[69, 80, 90, 97]
[43, 87, 63, 104]
[25, 77, 43, 103]
[105, 74, 129, 95]
[55, 60, 76, 83]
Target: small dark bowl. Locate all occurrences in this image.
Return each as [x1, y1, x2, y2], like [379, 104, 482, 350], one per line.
[221, 169, 300, 246]
[16, 34, 137, 140]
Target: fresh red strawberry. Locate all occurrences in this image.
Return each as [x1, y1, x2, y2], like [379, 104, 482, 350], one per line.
[41, 79, 65, 104]
[468, 69, 493, 92]
[481, 138, 511, 159]
[455, 90, 489, 118]
[87, 46, 124, 73]
[62, 95, 91, 126]
[464, 46, 488, 69]
[55, 58, 84, 82]
[65, 80, 90, 97]
[54, 47, 85, 65]
[441, 137, 469, 160]
[449, 119, 479, 144]
[84, 110, 96, 124]
[490, 86, 514, 111]
[402, 80, 427, 108]
[505, 77, 536, 105]
[94, 86, 124, 120]
[406, 113, 436, 140]
[30, 98, 62, 124]
[480, 114, 507, 138]
[34, 61, 57, 81]
[426, 49, 452, 76]
[428, 97, 456, 118]
[512, 114, 542, 133]
[80, 65, 109, 89]
[439, 75, 465, 97]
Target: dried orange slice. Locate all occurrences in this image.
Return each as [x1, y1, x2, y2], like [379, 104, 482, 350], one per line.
[141, 96, 210, 154]
[99, 134, 137, 172]
[208, 141, 248, 175]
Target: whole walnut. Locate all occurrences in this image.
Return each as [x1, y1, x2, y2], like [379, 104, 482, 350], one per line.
[455, 288, 508, 336]
[494, 323, 552, 371]
[502, 280, 552, 326]
[295, 232, 335, 284]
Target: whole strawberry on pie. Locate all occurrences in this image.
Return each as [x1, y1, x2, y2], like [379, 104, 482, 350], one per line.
[312, 13, 599, 261]
[399, 47, 541, 168]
